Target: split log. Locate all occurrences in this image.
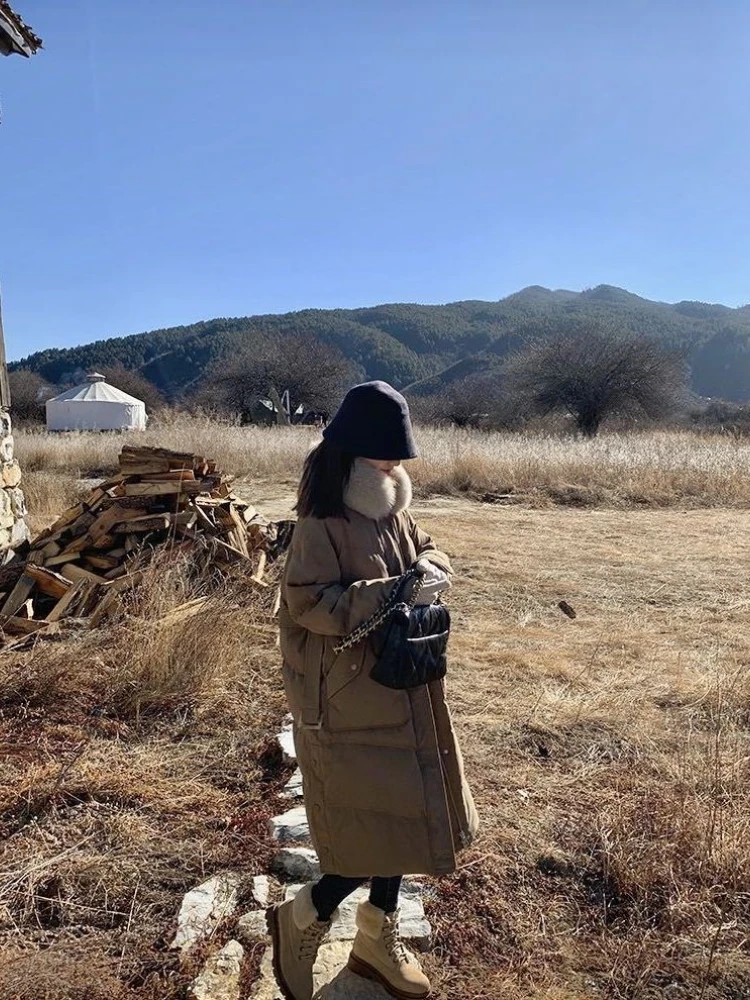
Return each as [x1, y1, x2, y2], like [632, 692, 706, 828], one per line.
[25, 565, 72, 600]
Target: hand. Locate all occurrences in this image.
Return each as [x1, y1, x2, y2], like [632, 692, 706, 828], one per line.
[413, 559, 451, 606]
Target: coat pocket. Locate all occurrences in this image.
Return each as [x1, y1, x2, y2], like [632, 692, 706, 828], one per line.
[324, 643, 411, 732]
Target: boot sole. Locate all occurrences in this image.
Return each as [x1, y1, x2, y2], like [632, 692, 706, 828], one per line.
[266, 904, 303, 1000]
[347, 953, 431, 999]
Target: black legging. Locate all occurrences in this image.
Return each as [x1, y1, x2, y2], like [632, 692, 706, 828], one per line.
[311, 874, 402, 921]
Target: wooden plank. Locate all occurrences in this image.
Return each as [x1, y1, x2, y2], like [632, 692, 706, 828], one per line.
[78, 582, 105, 617]
[85, 488, 111, 513]
[48, 503, 86, 533]
[123, 481, 203, 497]
[66, 512, 97, 538]
[173, 510, 197, 529]
[41, 540, 62, 559]
[57, 534, 95, 558]
[139, 470, 197, 483]
[90, 533, 117, 550]
[58, 564, 108, 586]
[100, 494, 154, 511]
[2, 616, 53, 636]
[89, 504, 147, 544]
[89, 587, 122, 628]
[119, 462, 170, 476]
[83, 552, 122, 571]
[1, 572, 35, 618]
[25, 565, 71, 599]
[45, 551, 81, 568]
[191, 504, 217, 533]
[113, 514, 170, 533]
[83, 486, 107, 503]
[46, 579, 87, 622]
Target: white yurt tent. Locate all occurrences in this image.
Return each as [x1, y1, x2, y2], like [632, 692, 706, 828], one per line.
[46, 372, 147, 432]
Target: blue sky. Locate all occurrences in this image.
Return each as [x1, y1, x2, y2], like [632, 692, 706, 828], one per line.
[2, 0, 749, 360]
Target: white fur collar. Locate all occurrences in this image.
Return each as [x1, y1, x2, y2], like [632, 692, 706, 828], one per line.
[344, 459, 412, 521]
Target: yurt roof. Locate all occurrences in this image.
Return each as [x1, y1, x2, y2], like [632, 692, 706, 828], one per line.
[48, 372, 144, 406]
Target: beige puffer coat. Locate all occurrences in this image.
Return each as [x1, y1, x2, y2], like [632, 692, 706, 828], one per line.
[279, 463, 478, 877]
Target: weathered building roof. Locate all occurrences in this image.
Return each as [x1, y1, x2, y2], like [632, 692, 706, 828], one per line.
[0, 1, 42, 57]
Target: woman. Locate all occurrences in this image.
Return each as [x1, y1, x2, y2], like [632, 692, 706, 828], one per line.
[269, 381, 478, 1000]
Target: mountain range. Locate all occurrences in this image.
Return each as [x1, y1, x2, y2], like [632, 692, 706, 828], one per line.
[11, 284, 750, 402]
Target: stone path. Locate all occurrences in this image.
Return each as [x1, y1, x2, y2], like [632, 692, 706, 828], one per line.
[183, 716, 432, 999]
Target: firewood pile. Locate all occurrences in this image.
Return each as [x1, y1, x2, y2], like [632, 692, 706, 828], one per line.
[0, 446, 294, 647]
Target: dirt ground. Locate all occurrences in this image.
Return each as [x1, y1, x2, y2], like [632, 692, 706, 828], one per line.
[414, 502, 750, 999]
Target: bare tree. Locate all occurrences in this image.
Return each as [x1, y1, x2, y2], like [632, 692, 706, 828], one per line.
[7, 369, 47, 424]
[410, 371, 524, 430]
[203, 335, 358, 424]
[504, 323, 688, 437]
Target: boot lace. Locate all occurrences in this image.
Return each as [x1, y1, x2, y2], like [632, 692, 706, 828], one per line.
[298, 920, 328, 961]
[383, 912, 409, 966]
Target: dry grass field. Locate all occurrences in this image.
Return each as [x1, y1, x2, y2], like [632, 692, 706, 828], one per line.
[14, 414, 750, 524]
[2, 420, 749, 999]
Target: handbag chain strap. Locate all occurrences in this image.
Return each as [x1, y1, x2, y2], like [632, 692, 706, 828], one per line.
[333, 570, 425, 654]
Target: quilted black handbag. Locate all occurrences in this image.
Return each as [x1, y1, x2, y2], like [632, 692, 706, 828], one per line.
[333, 567, 451, 690]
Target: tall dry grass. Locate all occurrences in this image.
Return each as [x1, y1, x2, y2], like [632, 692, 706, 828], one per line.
[14, 413, 750, 508]
[0, 555, 288, 1000]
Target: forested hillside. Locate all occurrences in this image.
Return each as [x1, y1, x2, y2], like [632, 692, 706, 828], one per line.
[12, 285, 750, 401]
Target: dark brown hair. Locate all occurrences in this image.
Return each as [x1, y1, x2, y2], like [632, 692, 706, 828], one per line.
[296, 440, 356, 518]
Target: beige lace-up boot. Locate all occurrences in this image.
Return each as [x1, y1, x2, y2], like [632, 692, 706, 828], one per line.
[347, 900, 431, 998]
[266, 883, 335, 1000]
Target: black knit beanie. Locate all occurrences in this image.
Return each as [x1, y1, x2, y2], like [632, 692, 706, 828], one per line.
[323, 381, 418, 460]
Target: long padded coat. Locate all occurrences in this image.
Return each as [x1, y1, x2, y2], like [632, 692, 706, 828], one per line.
[279, 496, 479, 877]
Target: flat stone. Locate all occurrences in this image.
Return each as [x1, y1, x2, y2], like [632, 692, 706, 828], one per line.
[273, 847, 321, 882]
[1, 461, 21, 488]
[276, 723, 296, 765]
[0, 491, 12, 530]
[269, 806, 309, 844]
[283, 885, 430, 948]
[8, 488, 26, 518]
[250, 946, 281, 999]
[237, 909, 269, 942]
[251, 940, 405, 999]
[10, 518, 29, 547]
[171, 874, 241, 952]
[1, 435, 13, 464]
[314, 941, 389, 999]
[252, 875, 271, 908]
[281, 768, 304, 800]
[189, 939, 244, 1000]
